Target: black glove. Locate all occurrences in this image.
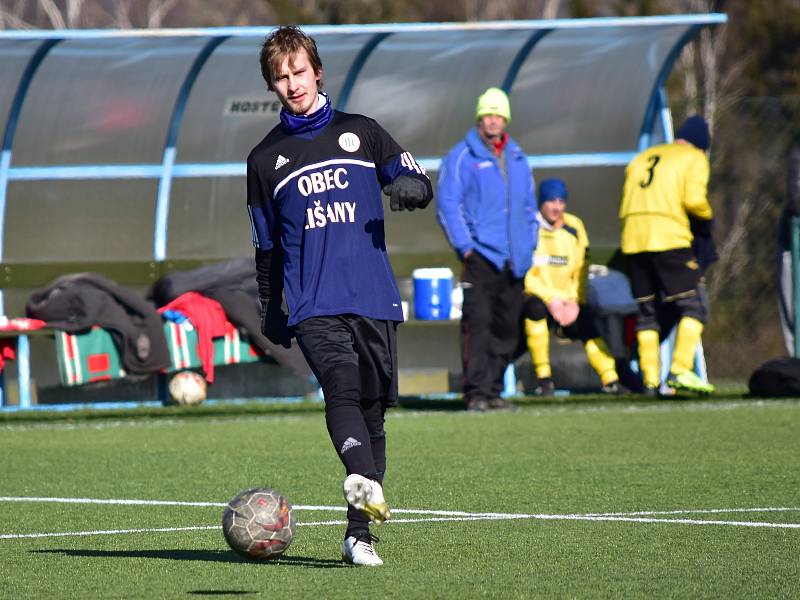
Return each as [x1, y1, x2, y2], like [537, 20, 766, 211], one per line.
[689, 216, 713, 238]
[260, 301, 292, 349]
[382, 175, 431, 212]
[690, 217, 718, 272]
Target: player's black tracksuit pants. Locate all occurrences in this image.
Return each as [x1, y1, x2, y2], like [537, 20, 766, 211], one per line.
[294, 314, 397, 537]
[460, 252, 524, 403]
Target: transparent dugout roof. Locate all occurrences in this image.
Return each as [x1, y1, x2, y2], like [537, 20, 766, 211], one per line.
[5, 179, 157, 262]
[12, 36, 208, 166]
[0, 39, 40, 144]
[343, 29, 535, 157]
[167, 177, 252, 259]
[510, 24, 688, 154]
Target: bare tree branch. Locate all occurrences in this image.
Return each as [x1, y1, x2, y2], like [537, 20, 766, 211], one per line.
[707, 195, 771, 301]
[38, 0, 67, 29]
[147, 0, 179, 28]
[113, 0, 133, 28]
[66, 0, 85, 27]
[678, 43, 699, 114]
[542, 0, 562, 19]
[0, 8, 35, 29]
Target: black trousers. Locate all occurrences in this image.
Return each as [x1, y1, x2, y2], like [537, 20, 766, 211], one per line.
[522, 294, 600, 342]
[294, 314, 397, 536]
[460, 252, 524, 402]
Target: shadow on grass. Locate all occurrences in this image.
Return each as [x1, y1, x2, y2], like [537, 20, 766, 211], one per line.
[397, 396, 465, 411]
[32, 549, 346, 568]
[398, 384, 756, 412]
[187, 592, 258, 596]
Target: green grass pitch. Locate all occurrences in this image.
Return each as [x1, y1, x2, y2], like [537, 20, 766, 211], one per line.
[1, 393, 799, 598]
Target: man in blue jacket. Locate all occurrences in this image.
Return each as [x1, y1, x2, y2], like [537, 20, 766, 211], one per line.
[437, 87, 538, 411]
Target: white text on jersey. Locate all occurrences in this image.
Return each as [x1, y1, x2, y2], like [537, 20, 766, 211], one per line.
[297, 167, 349, 197]
[305, 200, 356, 230]
[273, 158, 375, 195]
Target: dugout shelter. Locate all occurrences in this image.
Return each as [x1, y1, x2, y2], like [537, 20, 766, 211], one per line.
[0, 14, 727, 406]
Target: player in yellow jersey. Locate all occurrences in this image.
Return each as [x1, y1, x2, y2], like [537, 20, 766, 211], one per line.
[619, 115, 715, 395]
[523, 178, 620, 396]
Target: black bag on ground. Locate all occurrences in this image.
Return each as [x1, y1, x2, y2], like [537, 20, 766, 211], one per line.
[748, 357, 800, 397]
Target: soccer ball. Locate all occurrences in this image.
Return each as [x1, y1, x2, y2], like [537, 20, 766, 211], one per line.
[167, 370, 207, 406]
[222, 487, 296, 560]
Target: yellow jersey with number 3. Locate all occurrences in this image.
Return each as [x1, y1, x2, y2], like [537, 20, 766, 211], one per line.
[619, 142, 712, 254]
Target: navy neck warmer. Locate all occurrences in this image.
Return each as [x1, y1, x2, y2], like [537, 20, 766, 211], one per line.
[280, 92, 333, 138]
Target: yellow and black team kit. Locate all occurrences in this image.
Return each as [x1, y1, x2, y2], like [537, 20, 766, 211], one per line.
[525, 212, 589, 306]
[523, 212, 617, 387]
[619, 141, 714, 389]
[620, 142, 712, 255]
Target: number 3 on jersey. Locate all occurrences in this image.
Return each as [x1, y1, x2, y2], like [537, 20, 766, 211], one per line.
[639, 154, 660, 188]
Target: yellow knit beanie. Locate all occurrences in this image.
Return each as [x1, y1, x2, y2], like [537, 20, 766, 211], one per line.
[475, 87, 511, 123]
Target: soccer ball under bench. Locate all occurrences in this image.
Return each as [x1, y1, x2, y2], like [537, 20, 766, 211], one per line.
[222, 487, 296, 560]
[167, 370, 207, 406]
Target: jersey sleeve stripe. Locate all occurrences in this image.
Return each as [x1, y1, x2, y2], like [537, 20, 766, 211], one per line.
[273, 157, 376, 195]
[247, 203, 259, 248]
[401, 151, 423, 174]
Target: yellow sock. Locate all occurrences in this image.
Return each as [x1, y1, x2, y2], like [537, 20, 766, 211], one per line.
[637, 329, 660, 388]
[671, 317, 704, 375]
[525, 318, 551, 379]
[584, 338, 618, 385]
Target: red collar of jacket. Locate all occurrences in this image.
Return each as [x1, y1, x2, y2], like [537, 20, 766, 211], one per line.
[492, 133, 509, 156]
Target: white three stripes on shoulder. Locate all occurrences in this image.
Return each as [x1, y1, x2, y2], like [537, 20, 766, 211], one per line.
[401, 151, 425, 174]
[274, 158, 376, 195]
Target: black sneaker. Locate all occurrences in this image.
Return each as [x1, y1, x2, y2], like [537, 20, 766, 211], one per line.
[533, 378, 555, 397]
[465, 397, 489, 412]
[642, 385, 658, 397]
[487, 396, 517, 411]
[601, 380, 621, 394]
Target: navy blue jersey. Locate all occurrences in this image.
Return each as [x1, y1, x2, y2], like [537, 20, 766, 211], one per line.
[247, 108, 427, 326]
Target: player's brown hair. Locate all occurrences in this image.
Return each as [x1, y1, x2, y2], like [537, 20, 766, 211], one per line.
[259, 26, 323, 91]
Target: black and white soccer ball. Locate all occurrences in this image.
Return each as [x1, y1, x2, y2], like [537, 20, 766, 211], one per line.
[167, 370, 207, 406]
[222, 487, 296, 560]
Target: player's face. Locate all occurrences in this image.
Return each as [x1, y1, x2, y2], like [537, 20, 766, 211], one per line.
[477, 114, 507, 140]
[540, 198, 566, 227]
[271, 49, 322, 116]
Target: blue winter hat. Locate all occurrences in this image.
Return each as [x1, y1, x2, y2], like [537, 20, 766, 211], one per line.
[676, 115, 710, 151]
[538, 178, 568, 205]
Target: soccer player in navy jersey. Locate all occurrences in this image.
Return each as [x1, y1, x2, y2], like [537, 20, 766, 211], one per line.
[247, 26, 432, 566]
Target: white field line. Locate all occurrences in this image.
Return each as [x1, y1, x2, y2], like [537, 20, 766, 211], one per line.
[584, 507, 800, 517]
[3, 497, 800, 518]
[528, 514, 800, 529]
[5, 512, 800, 540]
[3, 513, 799, 540]
[1, 526, 220, 539]
[0, 496, 228, 507]
[1, 496, 799, 540]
